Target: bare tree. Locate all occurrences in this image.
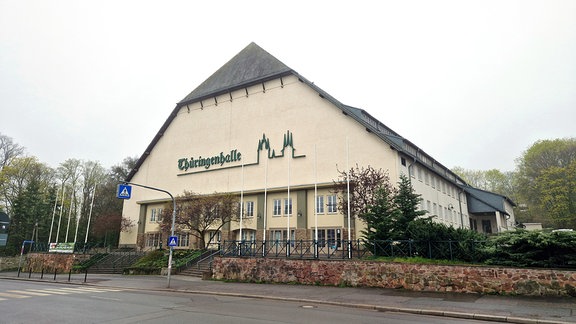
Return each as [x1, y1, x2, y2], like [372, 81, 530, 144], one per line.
[332, 164, 392, 219]
[0, 133, 25, 172]
[161, 191, 239, 249]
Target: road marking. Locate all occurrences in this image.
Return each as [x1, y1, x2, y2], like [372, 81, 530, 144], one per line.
[7, 290, 50, 296]
[26, 289, 71, 295]
[0, 287, 126, 302]
[0, 292, 30, 299]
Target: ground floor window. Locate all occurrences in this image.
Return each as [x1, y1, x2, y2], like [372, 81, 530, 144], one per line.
[145, 232, 161, 248]
[206, 230, 221, 247]
[241, 229, 256, 242]
[482, 220, 492, 233]
[176, 233, 190, 247]
[269, 229, 295, 242]
[312, 228, 341, 248]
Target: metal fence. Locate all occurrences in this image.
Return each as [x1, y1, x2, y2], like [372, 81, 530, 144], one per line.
[209, 239, 488, 262]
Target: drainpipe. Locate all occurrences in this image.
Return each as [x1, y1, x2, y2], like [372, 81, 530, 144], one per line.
[458, 189, 465, 229]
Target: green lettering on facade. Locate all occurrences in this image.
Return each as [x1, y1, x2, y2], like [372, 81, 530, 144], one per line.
[178, 149, 242, 172]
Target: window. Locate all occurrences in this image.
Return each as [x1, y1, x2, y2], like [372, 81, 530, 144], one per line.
[145, 233, 161, 247]
[149, 208, 164, 222]
[327, 195, 337, 213]
[401, 157, 406, 166]
[273, 199, 282, 216]
[314, 228, 341, 248]
[245, 201, 254, 217]
[418, 167, 423, 182]
[425, 171, 430, 185]
[177, 233, 189, 247]
[316, 195, 324, 214]
[270, 229, 294, 242]
[241, 230, 256, 242]
[427, 200, 431, 214]
[482, 220, 492, 233]
[284, 198, 292, 216]
[207, 231, 221, 246]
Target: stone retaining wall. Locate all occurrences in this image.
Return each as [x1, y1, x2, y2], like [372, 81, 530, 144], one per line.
[21, 253, 90, 273]
[212, 257, 576, 297]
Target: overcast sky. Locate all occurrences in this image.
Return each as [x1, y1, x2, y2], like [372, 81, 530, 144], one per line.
[1, 1, 574, 172]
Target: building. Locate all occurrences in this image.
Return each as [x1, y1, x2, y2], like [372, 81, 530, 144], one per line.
[118, 43, 516, 250]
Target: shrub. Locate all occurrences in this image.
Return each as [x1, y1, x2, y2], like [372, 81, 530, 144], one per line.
[483, 229, 576, 268]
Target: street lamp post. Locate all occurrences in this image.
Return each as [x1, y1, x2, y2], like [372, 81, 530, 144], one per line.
[122, 182, 176, 288]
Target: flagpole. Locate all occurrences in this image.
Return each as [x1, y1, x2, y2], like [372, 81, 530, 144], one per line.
[239, 163, 244, 250]
[346, 137, 352, 259]
[287, 150, 291, 257]
[55, 186, 66, 243]
[84, 185, 97, 245]
[263, 156, 268, 257]
[48, 185, 60, 245]
[314, 144, 318, 258]
[65, 190, 74, 242]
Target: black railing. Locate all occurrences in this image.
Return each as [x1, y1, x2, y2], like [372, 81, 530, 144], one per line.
[215, 239, 488, 262]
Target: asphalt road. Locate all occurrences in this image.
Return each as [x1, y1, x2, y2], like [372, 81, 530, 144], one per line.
[1, 280, 495, 324]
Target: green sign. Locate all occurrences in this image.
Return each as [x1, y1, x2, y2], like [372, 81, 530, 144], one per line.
[49, 242, 75, 253]
[178, 149, 241, 171]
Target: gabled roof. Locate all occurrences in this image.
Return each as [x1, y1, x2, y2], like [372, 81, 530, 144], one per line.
[464, 186, 516, 215]
[179, 42, 293, 106]
[126, 43, 468, 184]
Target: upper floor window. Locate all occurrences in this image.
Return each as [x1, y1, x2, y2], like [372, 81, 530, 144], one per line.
[316, 195, 324, 214]
[150, 208, 162, 222]
[327, 195, 337, 213]
[245, 201, 254, 217]
[284, 198, 293, 216]
[273, 199, 282, 216]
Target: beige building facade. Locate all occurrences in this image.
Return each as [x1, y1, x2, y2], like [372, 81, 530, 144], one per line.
[119, 43, 515, 251]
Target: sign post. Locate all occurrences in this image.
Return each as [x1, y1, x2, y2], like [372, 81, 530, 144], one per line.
[118, 182, 176, 288]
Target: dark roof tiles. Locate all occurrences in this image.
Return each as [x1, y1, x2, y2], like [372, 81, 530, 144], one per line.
[178, 42, 292, 105]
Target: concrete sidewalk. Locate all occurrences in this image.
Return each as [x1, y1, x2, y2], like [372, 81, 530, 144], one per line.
[2, 271, 575, 323]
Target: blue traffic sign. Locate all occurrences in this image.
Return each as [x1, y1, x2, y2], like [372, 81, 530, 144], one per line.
[117, 184, 132, 199]
[168, 236, 178, 247]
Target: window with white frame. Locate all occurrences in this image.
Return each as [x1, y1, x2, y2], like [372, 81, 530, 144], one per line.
[316, 195, 324, 214]
[327, 195, 337, 213]
[177, 233, 189, 247]
[314, 228, 341, 248]
[273, 199, 282, 216]
[284, 198, 292, 216]
[270, 229, 294, 242]
[245, 201, 254, 217]
[241, 229, 256, 242]
[145, 233, 161, 247]
[207, 231, 221, 245]
[150, 208, 157, 222]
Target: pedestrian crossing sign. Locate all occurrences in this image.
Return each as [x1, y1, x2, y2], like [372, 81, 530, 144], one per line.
[116, 184, 132, 199]
[168, 236, 178, 247]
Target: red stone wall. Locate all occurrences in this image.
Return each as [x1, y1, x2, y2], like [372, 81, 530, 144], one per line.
[25, 253, 90, 273]
[212, 257, 576, 297]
